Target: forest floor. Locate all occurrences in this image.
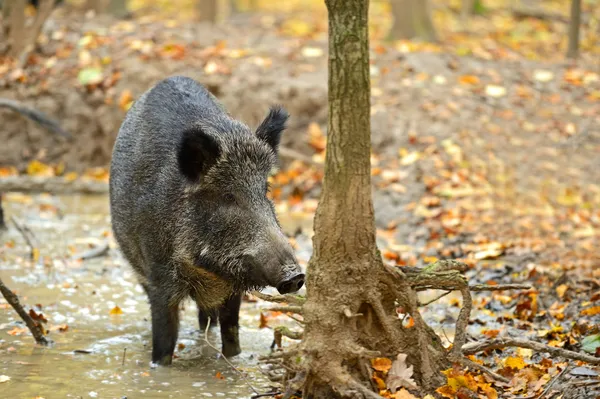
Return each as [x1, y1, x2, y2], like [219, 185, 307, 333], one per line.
[1, 1, 600, 398]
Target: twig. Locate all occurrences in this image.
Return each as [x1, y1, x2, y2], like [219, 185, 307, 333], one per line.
[0, 276, 50, 345]
[469, 283, 532, 292]
[122, 348, 127, 366]
[251, 290, 306, 305]
[418, 290, 451, 306]
[265, 306, 303, 314]
[11, 216, 36, 260]
[204, 317, 259, 395]
[456, 356, 510, 383]
[462, 338, 600, 364]
[537, 364, 570, 399]
[250, 392, 282, 399]
[70, 242, 109, 261]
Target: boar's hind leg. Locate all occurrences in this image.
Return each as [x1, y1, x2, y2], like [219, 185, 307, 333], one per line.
[149, 289, 180, 365]
[219, 293, 242, 357]
[198, 307, 219, 330]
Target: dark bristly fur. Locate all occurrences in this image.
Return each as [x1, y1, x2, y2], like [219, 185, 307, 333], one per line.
[109, 76, 304, 365]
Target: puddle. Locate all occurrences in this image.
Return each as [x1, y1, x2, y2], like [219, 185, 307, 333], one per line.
[0, 193, 307, 399]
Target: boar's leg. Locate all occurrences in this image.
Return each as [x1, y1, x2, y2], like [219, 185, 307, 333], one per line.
[198, 307, 219, 331]
[148, 289, 180, 365]
[218, 293, 242, 357]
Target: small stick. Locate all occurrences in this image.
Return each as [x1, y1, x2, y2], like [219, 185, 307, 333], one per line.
[418, 290, 451, 306]
[250, 392, 282, 399]
[71, 242, 109, 261]
[462, 338, 600, 364]
[11, 216, 36, 260]
[537, 364, 570, 399]
[456, 356, 510, 383]
[469, 283, 532, 292]
[204, 317, 259, 395]
[0, 276, 50, 345]
[122, 348, 127, 366]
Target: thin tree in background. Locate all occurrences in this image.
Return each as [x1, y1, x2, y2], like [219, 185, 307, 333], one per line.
[198, 0, 218, 22]
[567, 0, 582, 59]
[106, 0, 129, 18]
[388, 0, 438, 42]
[1, 0, 56, 64]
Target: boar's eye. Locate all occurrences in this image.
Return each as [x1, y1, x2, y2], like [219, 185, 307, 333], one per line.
[223, 193, 236, 203]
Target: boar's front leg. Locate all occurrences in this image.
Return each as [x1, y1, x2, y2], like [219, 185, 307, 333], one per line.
[219, 293, 242, 357]
[148, 287, 180, 365]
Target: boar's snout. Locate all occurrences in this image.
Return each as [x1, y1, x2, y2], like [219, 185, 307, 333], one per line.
[276, 272, 305, 294]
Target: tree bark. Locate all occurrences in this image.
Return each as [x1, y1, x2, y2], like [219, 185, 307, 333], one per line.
[567, 0, 582, 59]
[389, 0, 438, 42]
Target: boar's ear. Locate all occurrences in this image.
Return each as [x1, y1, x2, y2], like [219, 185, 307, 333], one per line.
[255, 105, 289, 155]
[177, 127, 221, 181]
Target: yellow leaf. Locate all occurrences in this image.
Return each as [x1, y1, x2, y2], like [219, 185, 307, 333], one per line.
[504, 356, 526, 370]
[556, 284, 568, 299]
[119, 89, 134, 111]
[371, 357, 392, 373]
[32, 248, 40, 263]
[26, 160, 54, 177]
[109, 306, 123, 315]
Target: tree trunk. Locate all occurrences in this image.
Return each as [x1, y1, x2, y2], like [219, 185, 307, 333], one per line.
[198, 0, 218, 22]
[567, 0, 581, 59]
[106, 0, 128, 18]
[85, 0, 104, 13]
[389, 0, 438, 42]
[301, 0, 447, 397]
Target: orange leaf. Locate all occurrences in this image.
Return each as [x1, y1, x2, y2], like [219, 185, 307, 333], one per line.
[109, 306, 123, 315]
[215, 371, 225, 380]
[581, 306, 600, 316]
[259, 312, 269, 329]
[459, 75, 480, 85]
[118, 89, 134, 111]
[504, 356, 526, 370]
[371, 357, 392, 373]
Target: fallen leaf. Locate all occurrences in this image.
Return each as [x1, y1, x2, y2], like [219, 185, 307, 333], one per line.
[386, 353, 418, 392]
[109, 306, 123, 315]
[582, 334, 600, 354]
[391, 388, 418, 399]
[580, 306, 600, 316]
[0, 375, 9, 383]
[504, 356, 526, 370]
[371, 357, 392, 373]
[555, 284, 569, 299]
[215, 371, 225, 380]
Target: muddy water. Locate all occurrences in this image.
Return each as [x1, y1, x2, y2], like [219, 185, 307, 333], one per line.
[0, 193, 309, 399]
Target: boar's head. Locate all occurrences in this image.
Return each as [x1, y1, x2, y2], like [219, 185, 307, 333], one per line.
[175, 106, 304, 295]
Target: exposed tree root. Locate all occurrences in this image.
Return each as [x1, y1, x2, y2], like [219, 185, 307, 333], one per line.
[265, 306, 303, 314]
[462, 338, 600, 364]
[0, 277, 50, 345]
[255, 259, 569, 398]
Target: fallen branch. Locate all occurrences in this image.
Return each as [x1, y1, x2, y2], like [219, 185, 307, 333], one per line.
[0, 176, 109, 194]
[538, 364, 570, 398]
[462, 338, 600, 364]
[512, 6, 569, 23]
[0, 277, 50, 345]
[272, 326, 303, 350]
